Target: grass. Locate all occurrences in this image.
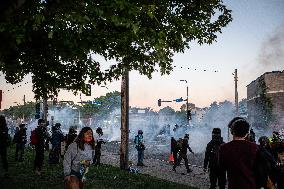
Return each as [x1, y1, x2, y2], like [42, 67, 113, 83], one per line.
[0, 145, 197, 189]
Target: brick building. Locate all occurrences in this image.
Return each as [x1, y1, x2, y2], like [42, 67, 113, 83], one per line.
[247, 70, 284, 131]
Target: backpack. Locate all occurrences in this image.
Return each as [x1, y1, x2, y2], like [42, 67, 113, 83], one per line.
[209, 142, 222, 163]
[176, 139, 183, 151]
[30, 129, 38, 145]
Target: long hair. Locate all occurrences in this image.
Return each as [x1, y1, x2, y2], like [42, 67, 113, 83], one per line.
[0, 115, 7, 129]
[75, 127, 95, 150]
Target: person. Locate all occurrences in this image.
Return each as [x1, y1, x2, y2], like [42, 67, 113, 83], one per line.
[93, 127, 105, 165]
[33, 119, 49, 175]
[170, 137, 179, 165]
[204, 128, 226, 189]
[173, 134, 194, 174]
[134, 130, 145, 166]
[257, 136, 277, 188]
[63, 127, 95, 189]
[0, 115, 9, 177]
[14, 123, 27, 162]
[65, 127, 78, 151]
[49, 123, 65, 164]
[218, 117, 265, 189]
[249, 128, 256, 143]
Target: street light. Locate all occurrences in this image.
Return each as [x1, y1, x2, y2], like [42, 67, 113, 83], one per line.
[180, 80, 189, 122]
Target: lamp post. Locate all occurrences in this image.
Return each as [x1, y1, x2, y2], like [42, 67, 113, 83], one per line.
[180, 80, 189, 122]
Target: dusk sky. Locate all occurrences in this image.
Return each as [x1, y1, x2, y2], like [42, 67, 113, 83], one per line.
[1, 0, 284, 111]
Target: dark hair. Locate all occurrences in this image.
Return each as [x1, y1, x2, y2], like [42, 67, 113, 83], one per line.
[229, 117, 250, 137]
[75, 127, 95, 150]
[212, 128, 221, 135]
[0, 115, 7, 128]
[38, 119, 44, 125]
[228, 117, 244, 128]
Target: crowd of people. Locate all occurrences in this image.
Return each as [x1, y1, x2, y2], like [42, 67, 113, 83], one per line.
[1, 114, 284, 189]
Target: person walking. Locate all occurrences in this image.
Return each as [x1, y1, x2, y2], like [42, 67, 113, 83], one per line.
[33, 119, 49, 175]
[134, 130, 145, 166]
[173, 134, 194, 174]
[49, 123, 65, 164]
[63, 127, 95, 189]
[14, 123, 27, 162]
[93, 127, 105, 165]
[0, 115, 9, 177]
[204, 128, 226, 189]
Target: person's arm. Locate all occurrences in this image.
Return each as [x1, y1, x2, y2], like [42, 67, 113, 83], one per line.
[204, 143, 210, 171]
[187, 144, 194, 154]
[63, 143, 77, 177]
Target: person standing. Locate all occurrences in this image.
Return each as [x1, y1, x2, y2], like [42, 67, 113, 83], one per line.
[218, 117, 265, 189]
[173, 134, 194, 174]
[63, 127, 95, 189]
[171, 137, 179, 165]
[93, 127, 105, 165]
[49, 123, 65, 164]
[14, 123, 27, 162]
[0, 115, 9, 177]
[33, 119, 49, 175]
[204, 128, 226, 189]
[134, 130, 145, 166]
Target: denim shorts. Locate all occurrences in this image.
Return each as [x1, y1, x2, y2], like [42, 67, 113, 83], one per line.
[70, 170, 83, 180]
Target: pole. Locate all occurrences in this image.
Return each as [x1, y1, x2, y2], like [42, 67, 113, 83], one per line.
[186, 85, 189, 121]
[120, 69, 129, 170]
[43, 98, 48, 125]
[234, 69, 239, 116]
[23, 95, 26, 105]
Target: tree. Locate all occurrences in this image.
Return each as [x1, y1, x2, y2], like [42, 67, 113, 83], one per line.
[0, 0, 232, 100]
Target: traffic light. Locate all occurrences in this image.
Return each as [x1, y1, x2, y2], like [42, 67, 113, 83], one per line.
[187, 110, 192, 120]
[158, 99, 161, 107]
[85, 84, 91, 96]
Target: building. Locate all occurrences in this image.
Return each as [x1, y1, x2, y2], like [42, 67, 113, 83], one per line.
[247, 70, 284, 131]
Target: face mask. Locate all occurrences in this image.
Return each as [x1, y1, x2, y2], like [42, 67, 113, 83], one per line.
[84, 137, 92, 142]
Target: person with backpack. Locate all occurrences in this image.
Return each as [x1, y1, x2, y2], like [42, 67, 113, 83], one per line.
[65, 127, 78, 151]
[49, 123, 65, 164]
[134, 130, 145, 166]
[33, 119, 49, 175]
[203, 128, 226, 189]
[93, 127, 105, 165]
[171, 137, 179, 165]
[0, 115, 9, 177]
[63, 127, 95, 189]
[14, 123, 27, 162]
[173, 134, 194, 174]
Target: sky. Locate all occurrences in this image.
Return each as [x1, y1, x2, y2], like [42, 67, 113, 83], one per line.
[1, 0, 284, 111]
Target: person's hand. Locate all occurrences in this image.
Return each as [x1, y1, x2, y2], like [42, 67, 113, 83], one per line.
[64, 176, 71, 182]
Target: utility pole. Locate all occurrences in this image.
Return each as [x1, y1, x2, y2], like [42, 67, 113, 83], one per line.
[234, 69, 239, 115]
[120, 69, 129, 170]
[43, 98, 48, 124]
[23, 95, 26, 105]
[180, 80, 189, 122]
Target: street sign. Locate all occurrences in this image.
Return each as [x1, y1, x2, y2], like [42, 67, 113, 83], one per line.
[175, 98, 183, 102]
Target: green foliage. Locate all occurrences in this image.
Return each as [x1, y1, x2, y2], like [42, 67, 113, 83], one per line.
[2, 101, 37, 119]
[258, 78, 273, 127]
[0, 0, 232, 100]
[1, 146, 197, 189]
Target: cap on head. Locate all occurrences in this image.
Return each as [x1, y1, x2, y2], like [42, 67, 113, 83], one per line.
[138, 130, 143, 134]
[212, 128, 221, 135]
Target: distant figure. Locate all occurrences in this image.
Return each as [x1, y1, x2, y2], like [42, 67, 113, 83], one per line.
[218, 117, 265, 189]
[14, 124, 27, 162]
[0, 115, 9, 177]
[249, 128, 256, 143]
[203, 128, 226, 189]
[170, 137, 178, 165]
[93, 127, 105, 165]
[63, 127, 95, 189]
[33, 119, 49, 175]
[173, 134, 194, 174]
[49, 123, 65, 164]
[65, 127, 78, 150]
[134, 130, 145, 166]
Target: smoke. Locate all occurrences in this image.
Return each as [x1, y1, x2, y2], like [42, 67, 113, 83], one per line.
[258, 26, 284, 71]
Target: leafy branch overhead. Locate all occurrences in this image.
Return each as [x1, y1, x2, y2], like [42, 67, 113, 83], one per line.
[0, 0, 232, 99]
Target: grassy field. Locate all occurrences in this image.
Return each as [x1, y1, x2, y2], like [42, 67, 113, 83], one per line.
[0, 145, 197, 189]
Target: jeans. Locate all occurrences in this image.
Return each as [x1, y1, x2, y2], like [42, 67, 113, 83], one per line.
[138, 150, 144, 164]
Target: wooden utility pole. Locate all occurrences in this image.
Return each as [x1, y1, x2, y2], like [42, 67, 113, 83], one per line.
[120, 70, 129, 170]
[43, 98, 48, 123]
[234, 69, 239, 115]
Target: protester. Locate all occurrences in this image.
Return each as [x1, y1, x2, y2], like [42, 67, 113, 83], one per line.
[32, 119, 49, 175]
[204, 128, 226, 189]
[0, 115, 9, 177]
[49, 123, 65, 164]
[173, 134, 194, 174]
[65, 127, 78, 151]
[14, 123, 27, 162]
[63, 127, 95, 189]
[134, 130, 146, 166]
[93, 127, 105, 165]
[170, 137, 179, 165]
[218, 117, 265, 189]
